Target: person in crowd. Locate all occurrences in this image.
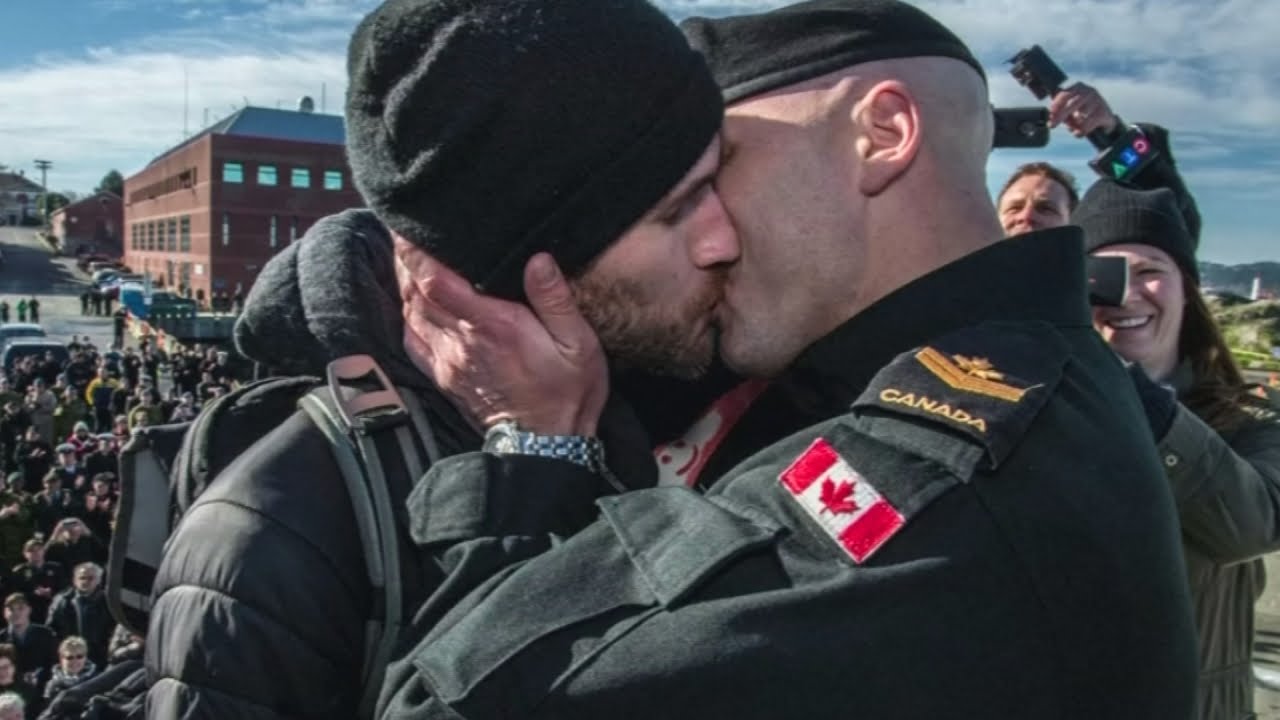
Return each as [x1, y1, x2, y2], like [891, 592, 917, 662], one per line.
[23, 383, 54, 447]
[0, 386, 20, 418]
[1077, 180, 1280, 719]
[29, 476, 73, 539]
[996, 84, 1198, 239]
[0, 644, 39, 715]
[46, 565, 111, 669]
[194, 372, 226, 404]
[108, 418, 128, 446]
[82, 372, 116, 436]
[0, 692, 24, 720]
[43, 521, 102, 572]
[35, 355, 59, 389]
[44, 449, 80, 494]
[144, 0, 741, 714]
[12, 430, 50, 496]
[119, 349, 140, 390]
[107, 381, 131, 426]
[167, 393, 197, 424]
[14, 302, 25, 325]
[82, 443, 115, 486]
[49, 399, 86, 455]
[0, 594, 57, 693]
[42, 637, 95, 702]
[59, 357, 92, 398]
[125, 390, 163, 433]
[25, 300, 37, 326]
[0, 303, 8, 324]
[378, 1, 1196, 718]
[0, 493, 32, 574]
[61, 425, 94, 462]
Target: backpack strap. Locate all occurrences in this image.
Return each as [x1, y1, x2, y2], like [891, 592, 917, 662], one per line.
[297, 354, 436, 720]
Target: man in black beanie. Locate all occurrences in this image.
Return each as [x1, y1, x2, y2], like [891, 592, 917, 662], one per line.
[142, 0, 743, 718]
[380, 1, 1197, 718]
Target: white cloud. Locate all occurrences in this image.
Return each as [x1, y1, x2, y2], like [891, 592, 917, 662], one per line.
[0, 0, 1275, 260]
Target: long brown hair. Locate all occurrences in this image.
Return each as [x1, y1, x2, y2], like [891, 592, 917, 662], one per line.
[1178, 270, 1259, 434]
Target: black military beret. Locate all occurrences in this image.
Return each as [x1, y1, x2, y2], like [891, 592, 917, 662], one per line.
[681, 0, 985, 104]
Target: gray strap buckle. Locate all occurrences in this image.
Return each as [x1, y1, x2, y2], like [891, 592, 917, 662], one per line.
[326, 355, 408, 433]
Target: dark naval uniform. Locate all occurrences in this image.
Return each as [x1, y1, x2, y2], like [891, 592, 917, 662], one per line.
[379, 228, 1198, 719]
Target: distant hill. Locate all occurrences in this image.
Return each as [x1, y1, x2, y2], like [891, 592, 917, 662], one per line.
[1200, 261, 1280, 297]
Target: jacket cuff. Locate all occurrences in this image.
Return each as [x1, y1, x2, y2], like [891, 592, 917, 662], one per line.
[407, 452, 611, 548]
[1157, 404, 1214, 503]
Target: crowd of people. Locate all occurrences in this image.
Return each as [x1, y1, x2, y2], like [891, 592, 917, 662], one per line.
[0, 334, 250, 718]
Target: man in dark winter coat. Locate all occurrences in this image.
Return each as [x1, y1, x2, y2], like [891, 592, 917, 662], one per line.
[143, 0, 739, 718]
[46, 564, 113, 669]
[0, 594, 57, 693]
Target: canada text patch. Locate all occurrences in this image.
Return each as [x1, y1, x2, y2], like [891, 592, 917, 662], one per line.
[853, 323, 1067, 468]
[779, 437, 904, 564]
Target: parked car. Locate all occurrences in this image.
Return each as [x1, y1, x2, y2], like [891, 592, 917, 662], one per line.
[0, 323, 47, 347]
[2, 339, 68, 374]
[98, 274, 145, 298]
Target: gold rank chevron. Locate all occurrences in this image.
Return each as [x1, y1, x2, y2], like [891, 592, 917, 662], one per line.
[914, 347, 1029, 403]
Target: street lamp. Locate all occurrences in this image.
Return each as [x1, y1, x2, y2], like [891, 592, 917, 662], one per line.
[33, 159, 52, 230]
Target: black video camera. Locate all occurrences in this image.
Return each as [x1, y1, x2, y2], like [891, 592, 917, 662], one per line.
[1008, 45, 1160, 184]
[993, 107, 1050, 148]
[1087, 255, 1128, 307]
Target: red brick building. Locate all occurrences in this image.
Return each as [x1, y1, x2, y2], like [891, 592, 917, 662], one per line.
[122, 105, 364, 304]
[50, 191, 123, 256]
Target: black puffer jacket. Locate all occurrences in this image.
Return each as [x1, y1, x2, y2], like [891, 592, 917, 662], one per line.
[144, 210, 655, 719]
[146, 210, 466, 719]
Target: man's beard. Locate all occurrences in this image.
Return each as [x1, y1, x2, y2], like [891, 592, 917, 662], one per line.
[573, 272, 723, 380]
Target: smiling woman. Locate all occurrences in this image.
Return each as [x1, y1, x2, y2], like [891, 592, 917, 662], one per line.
[1078, 179, 1280, 720]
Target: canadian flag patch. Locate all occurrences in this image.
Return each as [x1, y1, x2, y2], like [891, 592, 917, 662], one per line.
[779, 438, 905, 564]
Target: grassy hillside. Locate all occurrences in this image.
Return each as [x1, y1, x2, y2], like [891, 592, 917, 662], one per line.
[1209, 297, 1280, 371]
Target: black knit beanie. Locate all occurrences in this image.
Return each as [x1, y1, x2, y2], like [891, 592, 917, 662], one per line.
[680, 0, 986, 105]
[346, 0, 723, 300]
[1074, 180, 1199, 284]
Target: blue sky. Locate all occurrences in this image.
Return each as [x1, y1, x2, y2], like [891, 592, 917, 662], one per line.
[1, 0, 1276, 264]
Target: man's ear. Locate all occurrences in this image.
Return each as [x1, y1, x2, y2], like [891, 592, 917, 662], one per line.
[853, 81, 921, 196]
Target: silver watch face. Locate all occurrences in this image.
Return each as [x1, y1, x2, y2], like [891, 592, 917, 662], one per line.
[490, 434, 518, 454]
[484, 423, 520, 454]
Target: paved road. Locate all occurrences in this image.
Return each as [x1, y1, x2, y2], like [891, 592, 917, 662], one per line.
[0, 225, 115, 349]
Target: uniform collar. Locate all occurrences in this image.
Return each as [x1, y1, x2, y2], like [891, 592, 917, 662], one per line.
[780, 226, 1091, 410]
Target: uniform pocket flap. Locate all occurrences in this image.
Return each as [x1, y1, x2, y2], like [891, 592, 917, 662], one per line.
[598, 486, 782, 608]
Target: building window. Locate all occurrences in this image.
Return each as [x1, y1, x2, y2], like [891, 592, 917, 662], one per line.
[222, 212, 230, 246]
[130, 224, 137, 250]
[257, 165, 277, 186]
[291, 168, 311, 188]
[223, 162, 244, 183]
[323, 170, 343, 191]
[290, 216, 298, 243]
[167, 218, 178, 252]
[147, 222, 156, 251]
[180, 216, 190, 252]
[269, 215, 278, 249]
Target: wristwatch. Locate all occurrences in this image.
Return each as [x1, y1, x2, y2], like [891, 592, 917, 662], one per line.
[483, 420, 608, 475]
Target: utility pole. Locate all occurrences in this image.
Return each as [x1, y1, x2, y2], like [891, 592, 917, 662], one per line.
[33, 159, 52, 229]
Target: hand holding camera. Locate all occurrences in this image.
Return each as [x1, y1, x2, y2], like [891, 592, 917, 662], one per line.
[1008, 44, 1159, 183]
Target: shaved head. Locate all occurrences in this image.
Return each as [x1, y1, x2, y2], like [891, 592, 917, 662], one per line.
[713, 56, 1001, 377]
